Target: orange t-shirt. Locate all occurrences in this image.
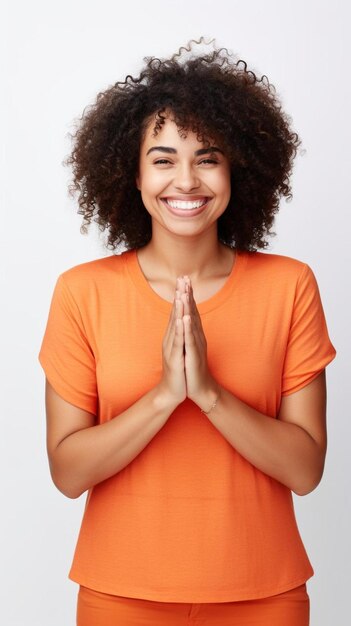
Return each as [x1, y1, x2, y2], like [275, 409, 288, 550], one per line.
[38, 248, 336, 602]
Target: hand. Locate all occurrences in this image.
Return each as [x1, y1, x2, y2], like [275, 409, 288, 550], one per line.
[159, 279, 187, 405]
[180, 277, 218, 404]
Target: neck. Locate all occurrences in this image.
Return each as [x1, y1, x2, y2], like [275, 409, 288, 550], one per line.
[139, 223, 229, 281]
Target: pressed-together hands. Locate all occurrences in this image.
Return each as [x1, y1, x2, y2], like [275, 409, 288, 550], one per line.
[160, 276, 218, 407]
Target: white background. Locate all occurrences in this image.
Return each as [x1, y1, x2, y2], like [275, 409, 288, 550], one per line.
[1, 1, 349, 624]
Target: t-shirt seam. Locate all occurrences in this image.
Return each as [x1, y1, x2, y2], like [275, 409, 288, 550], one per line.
[69, 570, 312, 600]
[124, 248, 247, 316]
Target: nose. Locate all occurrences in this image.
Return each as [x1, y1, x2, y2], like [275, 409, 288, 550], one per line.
[173, 163, 201, 192]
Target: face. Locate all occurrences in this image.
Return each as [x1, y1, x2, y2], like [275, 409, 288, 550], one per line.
[136, 115, 231, 239]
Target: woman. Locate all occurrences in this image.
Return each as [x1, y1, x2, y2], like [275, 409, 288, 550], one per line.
[38, 39, 336, 625]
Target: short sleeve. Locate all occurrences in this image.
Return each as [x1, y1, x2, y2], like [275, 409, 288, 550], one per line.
[38, 274, 98, 415]
[281, 264, 336, 396]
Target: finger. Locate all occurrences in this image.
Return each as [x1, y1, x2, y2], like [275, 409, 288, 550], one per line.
[182, 279, 206, 352]
[163, 296, 177, 344]
[170, 297, 183, 347]
[184, 276, 191, 294]
[176, 276, 188, 296]
[170, 316, 185, 359]
[181, 281, 203, 345]
[182, 278, 195, 312]
[186, 284, 200, 327]
[166, 293, 178, 331]
[183, 314, 196, 348]
[188, 315, 204, 353]
[189, 285, 203, 331]
[187, 285, 206, 349]
[176, 295, 184, 319]
[181, 291, 191, 315]
[179, 279, 203, 350]
[164, 291, 182, 356]
[163, 300, 178, 358]
[188, 283, 199, 313]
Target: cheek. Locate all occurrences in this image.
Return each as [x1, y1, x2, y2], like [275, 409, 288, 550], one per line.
[210, 170, 231, 196]
[138, 170, 168, 195]
[138, 175, 165, 212]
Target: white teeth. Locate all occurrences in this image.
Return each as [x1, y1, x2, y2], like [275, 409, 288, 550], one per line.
[165, 199, 207, 210]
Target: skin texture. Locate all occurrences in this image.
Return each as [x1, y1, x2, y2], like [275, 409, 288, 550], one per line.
[45, 116, 328, 499]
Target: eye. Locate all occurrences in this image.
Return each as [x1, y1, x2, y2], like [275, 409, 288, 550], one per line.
[199, 158, 219, 165]
[153, 159, 172, 165]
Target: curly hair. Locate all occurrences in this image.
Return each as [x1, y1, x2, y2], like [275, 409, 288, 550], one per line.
[64, 37, 301, 251]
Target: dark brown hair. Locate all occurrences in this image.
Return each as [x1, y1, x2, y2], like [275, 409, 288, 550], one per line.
[64, 38, 301, 251]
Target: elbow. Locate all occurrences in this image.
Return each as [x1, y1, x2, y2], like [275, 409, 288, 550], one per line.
[48, 448, 87, 499]
[58, 485, 83, 500]
[292, 467, 325, 497]
[50, 466, 84, 500]
[293, 483, 317, 497]
[292, 446, 326, 496]
[52, 476, 82, 499]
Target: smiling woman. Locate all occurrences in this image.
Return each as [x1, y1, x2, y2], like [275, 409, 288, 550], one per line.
[38, 38, 336, 625]
[135, 114, 231, 252]
[63, 38, 300, 253]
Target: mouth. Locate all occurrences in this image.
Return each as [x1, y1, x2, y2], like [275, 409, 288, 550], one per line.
[161, 197, 212, 217]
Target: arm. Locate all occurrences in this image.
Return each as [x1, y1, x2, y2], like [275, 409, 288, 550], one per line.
[179, 276, 328, 497]
[46, 379, 179, 499]
[194, 370, 327, 496]
[45, 291, 187, 499]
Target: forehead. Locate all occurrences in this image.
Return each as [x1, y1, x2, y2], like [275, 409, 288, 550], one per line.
[141, 114, 217, 150]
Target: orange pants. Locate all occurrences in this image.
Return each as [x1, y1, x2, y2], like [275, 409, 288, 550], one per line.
[77, 583, 309, 625]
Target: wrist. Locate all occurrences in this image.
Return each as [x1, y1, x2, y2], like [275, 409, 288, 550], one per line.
[153, 383, 183, 413]
[192, 381, 222, 414]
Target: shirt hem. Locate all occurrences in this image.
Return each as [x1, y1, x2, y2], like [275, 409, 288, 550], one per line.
[69, 568, 314, 603]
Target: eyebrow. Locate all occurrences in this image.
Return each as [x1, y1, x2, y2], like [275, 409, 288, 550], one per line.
[146, 146, 224, 156]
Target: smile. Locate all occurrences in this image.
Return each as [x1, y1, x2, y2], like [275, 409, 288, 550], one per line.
[162, 198, 210, 210]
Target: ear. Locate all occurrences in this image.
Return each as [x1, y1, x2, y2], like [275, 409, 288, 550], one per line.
[135, 173, 140, 190]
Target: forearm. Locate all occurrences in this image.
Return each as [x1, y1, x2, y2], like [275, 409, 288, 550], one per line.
[51, 385, 178, 499]
[196, 384, 323, 496]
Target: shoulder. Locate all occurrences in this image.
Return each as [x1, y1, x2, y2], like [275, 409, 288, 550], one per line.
[245, 250, 307, 272]
[244, 250, 311, 283]
[240, 251, 320, 306]
[57, 251, 131, 294]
